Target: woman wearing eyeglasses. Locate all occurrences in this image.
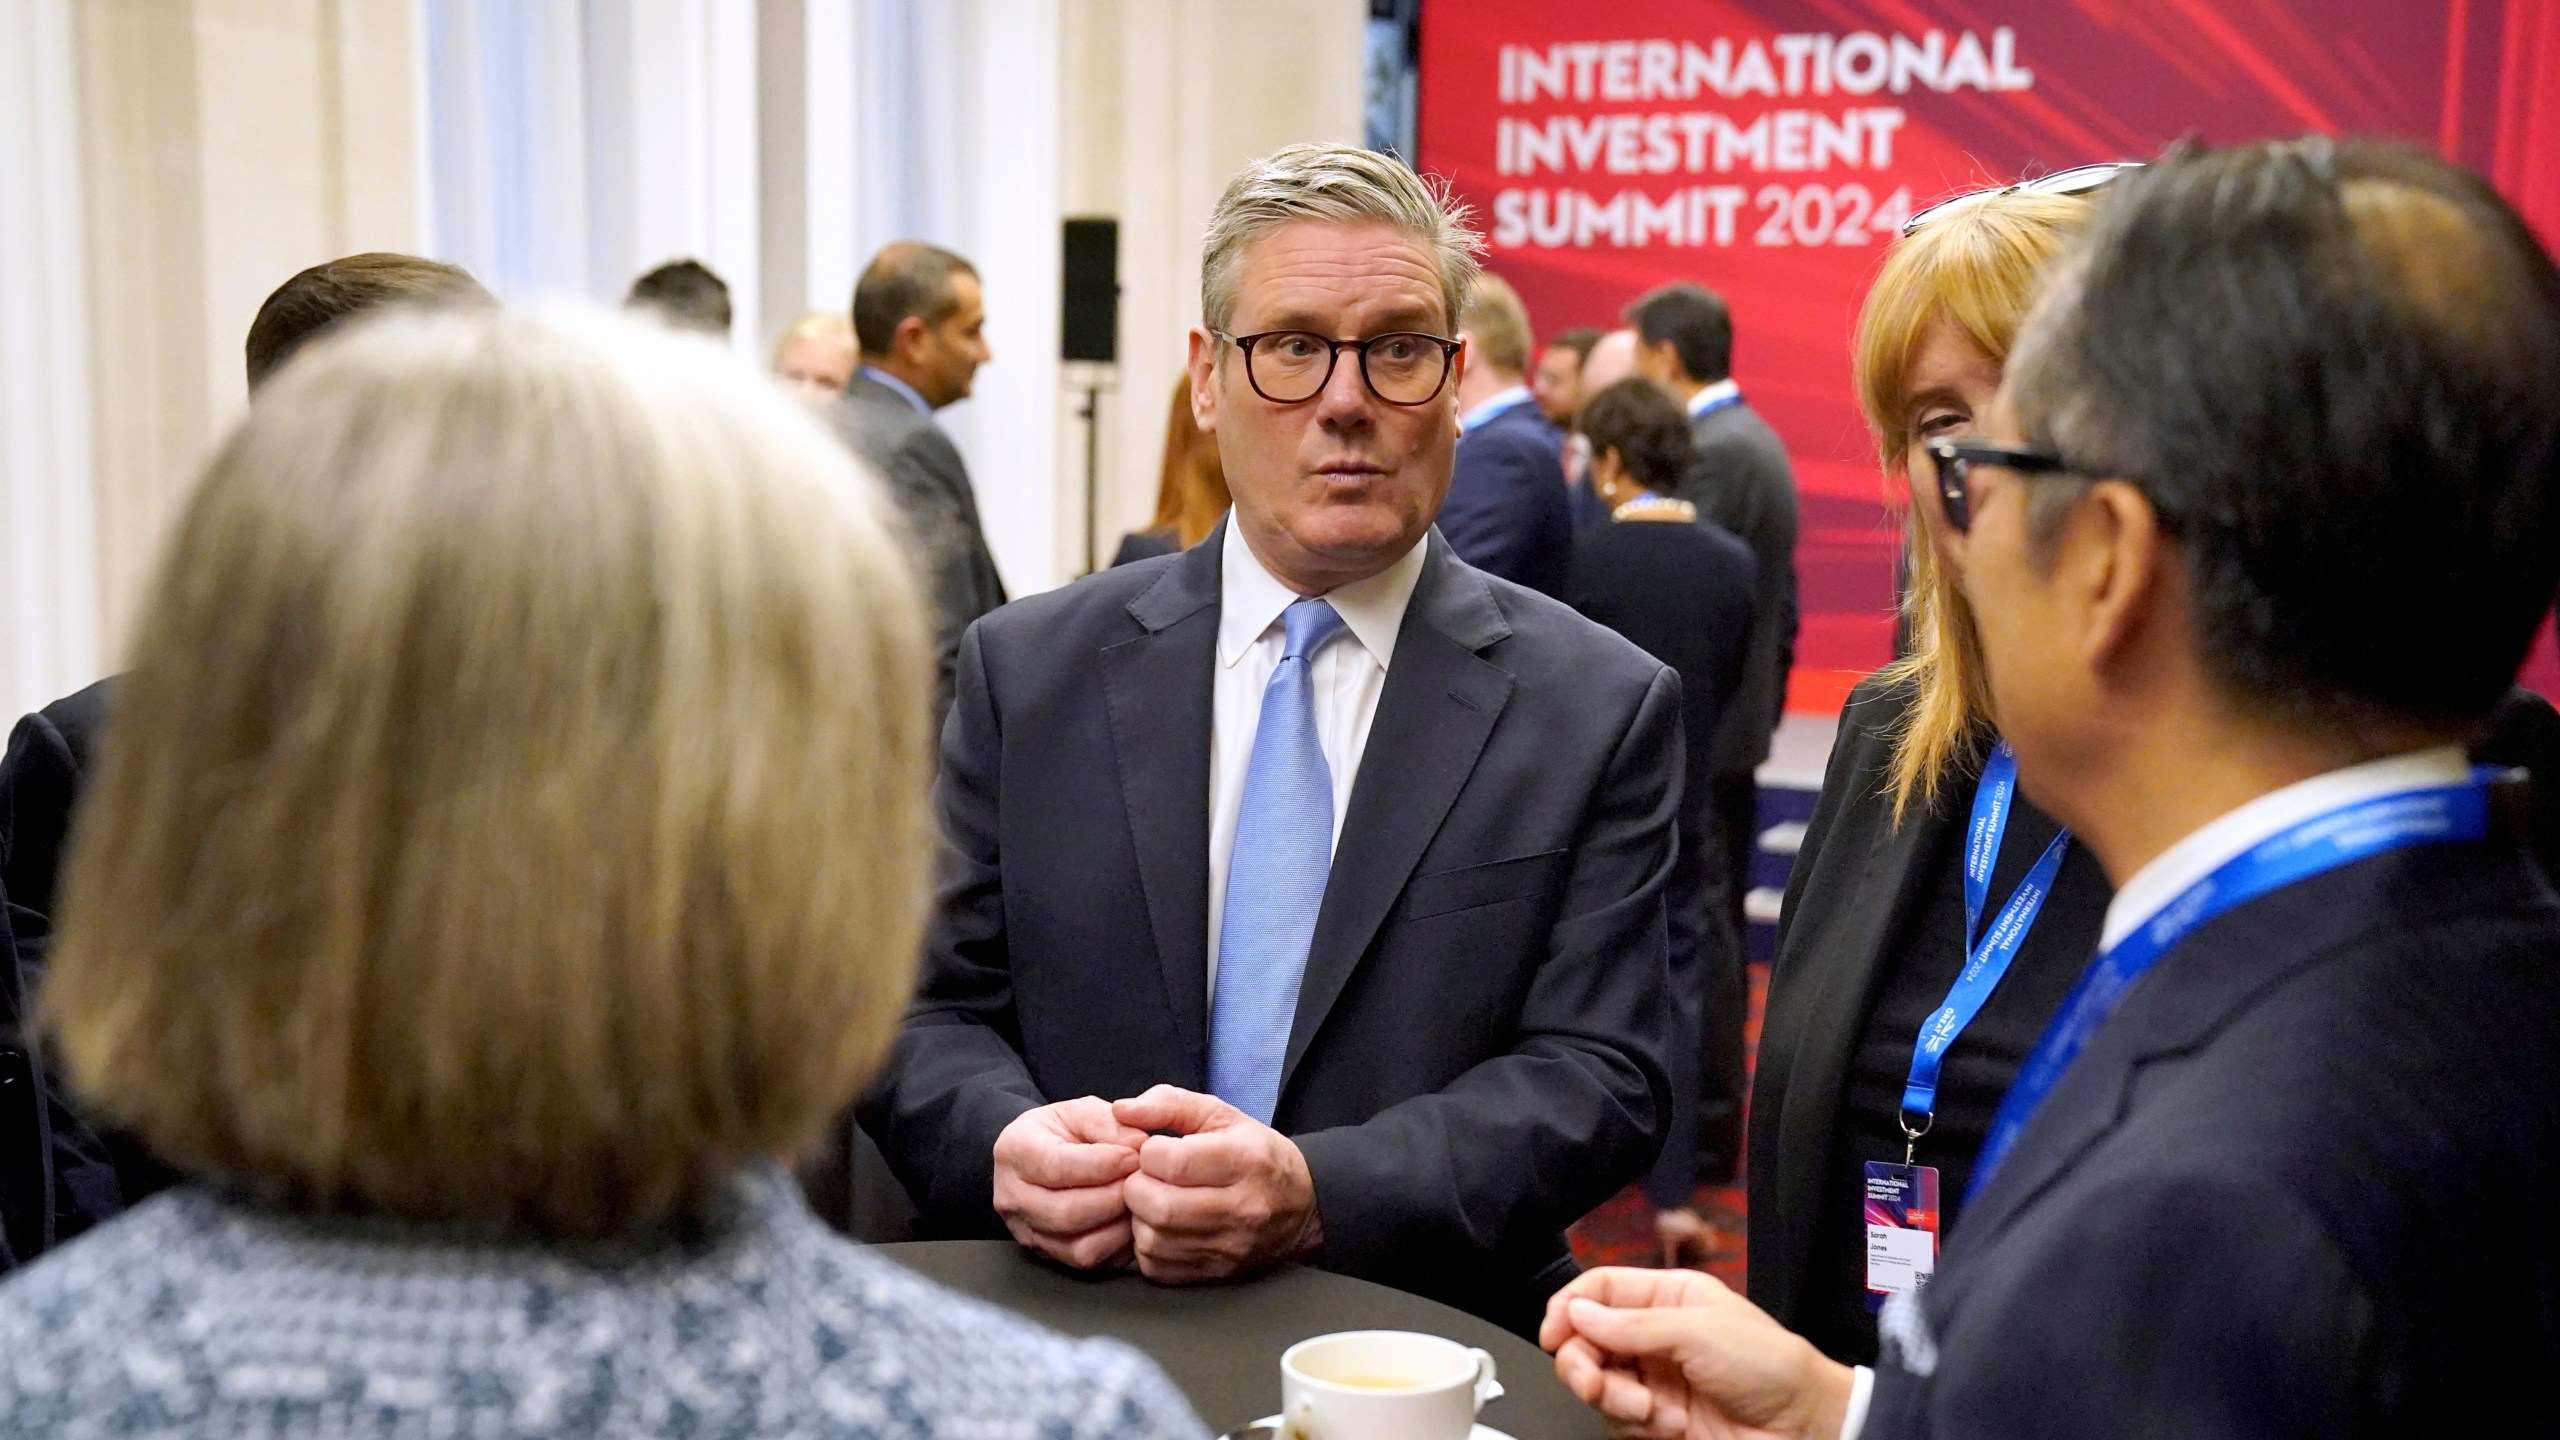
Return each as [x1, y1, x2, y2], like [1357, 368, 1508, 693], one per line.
[1743, 181, 2119, 1367]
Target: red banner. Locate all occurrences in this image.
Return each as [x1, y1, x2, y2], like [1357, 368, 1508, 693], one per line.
[1418, 0, 2560, 712]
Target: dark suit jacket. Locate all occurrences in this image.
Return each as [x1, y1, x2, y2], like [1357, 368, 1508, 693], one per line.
[1746, 672, 2111, 1335]
[859, 525, 1683, 1334]
[1564, 515, 1757, 1203]
[1441, 397, 1573, 597]
[1679, 399, 1798, 777]
[1865, 836, 2560, 1437]
[0, 678, 170, 1273]
[831, 373, 1008, 728]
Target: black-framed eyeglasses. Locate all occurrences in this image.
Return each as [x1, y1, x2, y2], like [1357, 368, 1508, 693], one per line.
[1900, 161, 2145, 237]
[1923, 438, 2076, 534]
[1211, 329, 1462, 406]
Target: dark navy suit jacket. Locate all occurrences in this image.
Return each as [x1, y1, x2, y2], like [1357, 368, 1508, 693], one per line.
[1440, 396, 1573, 598]
[859, 525, 1681, 1334]
[1866, 836, 2560, 1436]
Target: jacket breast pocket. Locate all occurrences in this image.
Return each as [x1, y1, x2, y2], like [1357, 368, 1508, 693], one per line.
[1396, 848, 1572, 922]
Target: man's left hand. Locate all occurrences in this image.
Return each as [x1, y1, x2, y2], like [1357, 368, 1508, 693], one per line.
[1112, 1085, 1323, 1284]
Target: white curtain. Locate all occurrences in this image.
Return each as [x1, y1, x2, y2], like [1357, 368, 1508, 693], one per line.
[0, 0, 104, 719]
[421, 0, 1064, 592]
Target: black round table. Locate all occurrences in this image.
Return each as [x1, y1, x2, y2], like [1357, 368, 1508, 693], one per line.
[874, 1241, 1607, 1438]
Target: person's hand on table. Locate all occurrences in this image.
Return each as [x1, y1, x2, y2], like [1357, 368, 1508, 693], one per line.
[1111, 1084, 1322, 1284]
[992, 1096, 1149, 1271]
[1540, 1266, 1855, 1440]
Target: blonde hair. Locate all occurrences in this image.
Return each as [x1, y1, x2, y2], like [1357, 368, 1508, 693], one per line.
[46, 307, 934, 1242]
[769, 308, 854, 369]
[1201, 142, 1484, 333]
[1854, 190, 2092, 821]
[1149, 373, 1230, 549]
[1460, 272, 1535, 376]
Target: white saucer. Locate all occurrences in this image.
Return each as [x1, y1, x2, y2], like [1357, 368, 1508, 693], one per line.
[1248, 1420, 1513, 1439]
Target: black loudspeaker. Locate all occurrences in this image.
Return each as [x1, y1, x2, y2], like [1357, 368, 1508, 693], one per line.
[1061, 217, 1119, 363]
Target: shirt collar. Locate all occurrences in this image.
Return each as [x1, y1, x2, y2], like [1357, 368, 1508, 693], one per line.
[856, 365, 933, 415]
[1216, 520, 1426, 672]
[2097, 745, 2471, 952]
[1686, 378, 1741, 415]
[1458, 384, 1535, 434]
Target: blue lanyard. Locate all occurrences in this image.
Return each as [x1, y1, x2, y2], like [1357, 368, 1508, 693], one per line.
[1690, 388, 1743, 422]
[1965, 768, 2498, 1204]
[1897, 742, 2070, 1148]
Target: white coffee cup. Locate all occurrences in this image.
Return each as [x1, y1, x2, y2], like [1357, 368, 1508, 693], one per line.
[1279, 1330, 1502, 1440]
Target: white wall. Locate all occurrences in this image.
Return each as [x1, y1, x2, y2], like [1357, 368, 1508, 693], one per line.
[22, 0, 1369, 702]
[0, 0, 101, 719]
[1056, 0, 1368, 575]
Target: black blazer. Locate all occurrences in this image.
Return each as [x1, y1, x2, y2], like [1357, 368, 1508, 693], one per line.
[859, 525, 1683, 1334]
[830, 374, 1008, 729]
[0, 678, 169, 1272]
[1441, 398, 1573, 597]
[1567, 514, 1757, 1204]
[1747, 673, 2112, 1337]
[1681, 400, 1798, 777]
[1866, 836, 2560, 1436]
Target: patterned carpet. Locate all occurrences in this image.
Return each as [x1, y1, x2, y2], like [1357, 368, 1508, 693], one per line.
[1566, 960, 1768, 1291]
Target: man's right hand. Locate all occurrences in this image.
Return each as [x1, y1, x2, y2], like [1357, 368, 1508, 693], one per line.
[991, 1096, 1149, 1270]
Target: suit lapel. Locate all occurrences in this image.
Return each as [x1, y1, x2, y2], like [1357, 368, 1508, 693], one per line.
[1280, 537, 1515, 1092]
[1101, 534, 1224, 1082]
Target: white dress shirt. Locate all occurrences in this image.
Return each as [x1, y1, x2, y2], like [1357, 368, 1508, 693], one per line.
[1841, 744, 2475, 1440]
[855, 364, 932, 414]
[2098, 744, 2471, 952]
[1458, 383, 1535, 434]
[1205, 520, 1427, 1000]
[1685, 377, 1741, 416]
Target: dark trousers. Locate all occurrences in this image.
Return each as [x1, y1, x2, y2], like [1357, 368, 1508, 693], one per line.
[1697, 771, 1760, 1183]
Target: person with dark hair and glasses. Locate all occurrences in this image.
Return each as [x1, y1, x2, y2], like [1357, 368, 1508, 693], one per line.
[860, 143, 1684, 1336]
[1564, 377, 1760, 1270]
[1548, 135, 2560, 1440]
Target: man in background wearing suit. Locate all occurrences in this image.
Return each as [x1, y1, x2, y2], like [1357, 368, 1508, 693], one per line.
[1441, 273, 1574, 596]
[834, 242, 1006, 728]
[861, 142, 1682, 1337]
[1544, 138, 2560, 1438]
[1628, 282, 1799, 952]
[0, 252, 491, 1275]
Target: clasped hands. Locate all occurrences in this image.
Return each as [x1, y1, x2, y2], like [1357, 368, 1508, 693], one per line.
[991, 1084, 1322, 1283]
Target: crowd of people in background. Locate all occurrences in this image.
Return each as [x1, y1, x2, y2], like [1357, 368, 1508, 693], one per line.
[0, 130, 2556, 1440]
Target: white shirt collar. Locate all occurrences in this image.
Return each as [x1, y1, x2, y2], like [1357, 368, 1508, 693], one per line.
[1458, 384, 1535, 434]
[2098, 745, 2471, 952]
[856, 365, 933, 415]
[1215, 520, 1426, 672]
[1686, 378, 1741, 415]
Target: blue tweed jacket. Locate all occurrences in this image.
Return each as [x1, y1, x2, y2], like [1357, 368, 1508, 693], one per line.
[0, 1166, 1205, 1439]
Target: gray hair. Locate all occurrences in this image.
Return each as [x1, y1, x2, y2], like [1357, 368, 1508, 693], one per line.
[1200, 143, 1484, 334]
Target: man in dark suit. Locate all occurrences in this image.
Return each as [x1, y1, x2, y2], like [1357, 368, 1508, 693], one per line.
[1441, 273, 1573, 596]
[1544, 138, 2560, 1437]
[860, 143, 1682, 1337]
[833, 242, 1006, 730]
[0, 253, 489, 1275]
[1626, 282, 1798, 949]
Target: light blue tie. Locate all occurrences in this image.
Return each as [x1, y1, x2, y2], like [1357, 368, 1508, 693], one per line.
[1208, 598, 1347, 1125]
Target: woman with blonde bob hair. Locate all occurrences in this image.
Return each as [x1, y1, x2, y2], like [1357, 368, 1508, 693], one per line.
[0, 309, 1200, 1439]
[1744, 181, 2121, 1365]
